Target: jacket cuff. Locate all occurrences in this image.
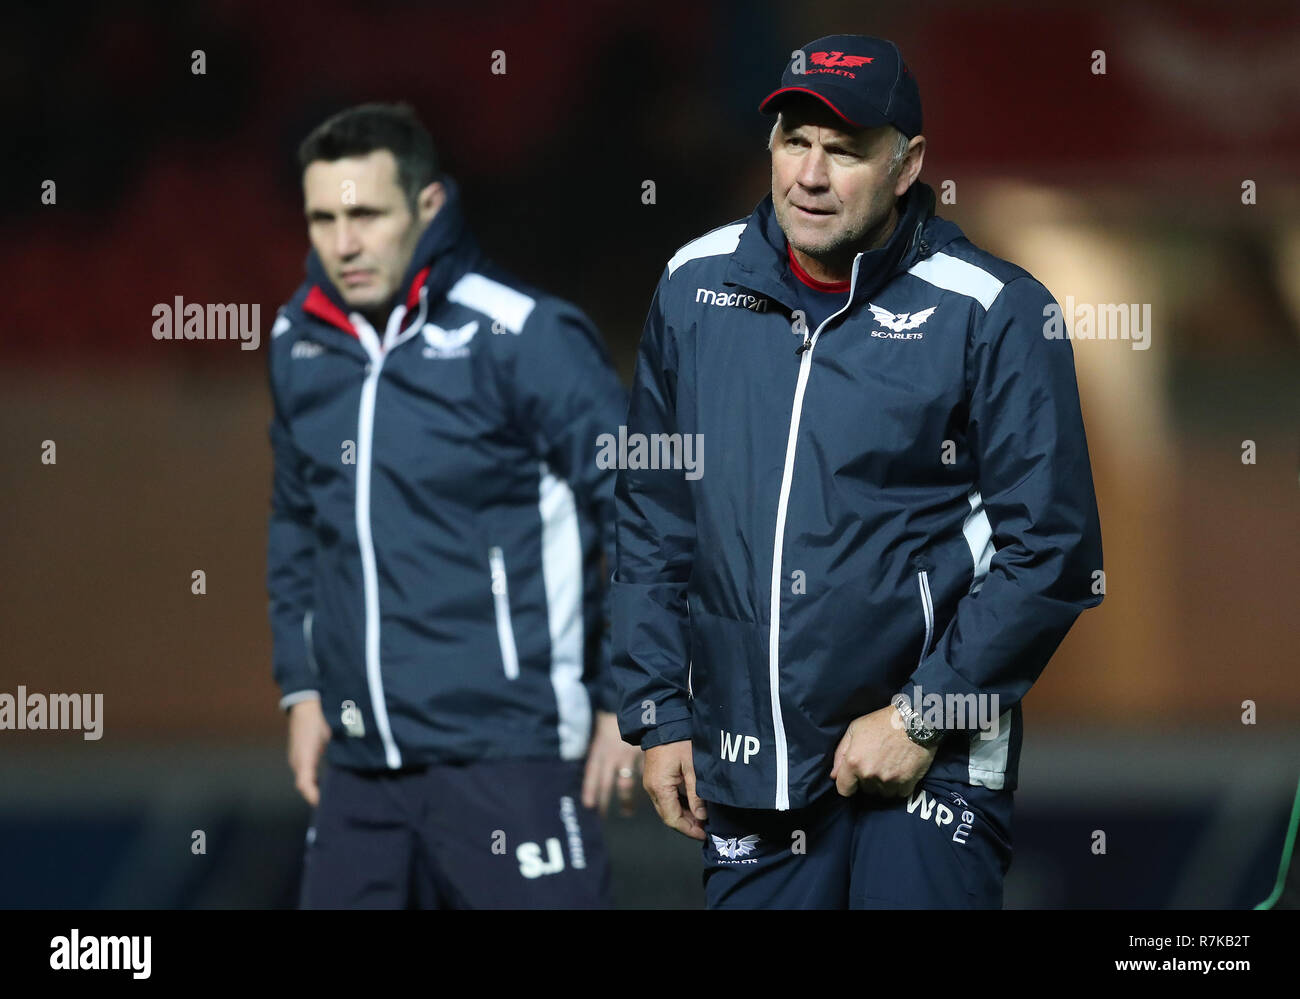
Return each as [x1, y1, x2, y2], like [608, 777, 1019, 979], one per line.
[279, 689, 321, 712]
[639, 718, 693, 750]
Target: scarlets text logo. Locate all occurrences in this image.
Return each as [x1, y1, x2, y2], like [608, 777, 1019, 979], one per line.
[808, 51, 874, 78]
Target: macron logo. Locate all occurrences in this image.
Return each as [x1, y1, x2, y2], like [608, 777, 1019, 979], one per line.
[50, 930, 151, 980]
[696, 288, 769, 312]
[290, 340, 324, 359]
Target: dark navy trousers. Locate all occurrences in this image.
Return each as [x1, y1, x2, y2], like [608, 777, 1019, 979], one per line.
[300, 758, 613, 909]
[701, 776, 1013, 909]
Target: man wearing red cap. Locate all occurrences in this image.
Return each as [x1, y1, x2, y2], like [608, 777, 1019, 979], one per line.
[613, 35, 1103, 907]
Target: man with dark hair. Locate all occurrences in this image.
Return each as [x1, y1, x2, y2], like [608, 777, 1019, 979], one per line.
[267, 102, 638, 908]
[613, 35, 1104, 908]
[297, 102, 438, 219]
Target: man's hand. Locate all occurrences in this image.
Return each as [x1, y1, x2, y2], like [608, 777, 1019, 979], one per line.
[287, 697, 331, 807]
[643, 740, 707, 840]
[582, 711, 644, 817]
[830, 704, 938, 799]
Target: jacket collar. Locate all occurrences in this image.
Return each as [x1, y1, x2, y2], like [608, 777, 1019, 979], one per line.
[725, 181, 954, 311]
[299, 174, 483, 338]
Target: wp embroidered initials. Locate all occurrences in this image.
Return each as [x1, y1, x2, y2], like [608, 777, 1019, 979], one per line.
[0, 686, 103, 740]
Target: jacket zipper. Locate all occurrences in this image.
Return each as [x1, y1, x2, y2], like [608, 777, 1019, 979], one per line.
[915, 569, 935, 667]
[347, 292, 429, 770]
[488, 546, 521, 680]
[767, 252, 863, 810]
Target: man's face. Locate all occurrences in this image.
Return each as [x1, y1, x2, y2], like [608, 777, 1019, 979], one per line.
[303, 149, 429, 312]
[770, 102, 913, 267]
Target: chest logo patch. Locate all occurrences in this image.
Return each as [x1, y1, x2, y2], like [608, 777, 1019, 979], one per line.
[421, 321, 479, 359]
[868, 303, 937, 338]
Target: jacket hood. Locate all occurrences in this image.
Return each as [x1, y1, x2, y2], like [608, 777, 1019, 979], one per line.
[726, 180, 962, 309]
[299, 173, 483, 332]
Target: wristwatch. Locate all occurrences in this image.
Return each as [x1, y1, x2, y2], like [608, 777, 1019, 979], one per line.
[891, 693, 941, 748]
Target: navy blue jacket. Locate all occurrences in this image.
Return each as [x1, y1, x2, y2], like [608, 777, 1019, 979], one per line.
[267, 176, 627, 771]
[613, 182, 1103, 810]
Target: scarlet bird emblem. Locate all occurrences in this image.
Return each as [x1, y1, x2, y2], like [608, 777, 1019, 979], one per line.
[810, 51, 874, 68]
[869, 304, 937, 332]
[712, 834, 761, 860]
[421, 320, 479, 357]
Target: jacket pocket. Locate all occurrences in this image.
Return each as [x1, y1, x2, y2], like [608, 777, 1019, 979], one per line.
[488, 546, 520, 680]
[915, 569, 935, 668]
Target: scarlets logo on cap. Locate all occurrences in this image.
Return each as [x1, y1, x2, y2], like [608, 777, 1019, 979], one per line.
[809, 51, 874, 68]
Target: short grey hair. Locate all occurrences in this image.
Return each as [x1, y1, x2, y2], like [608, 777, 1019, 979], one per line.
[885, 127, 912, 176]
[768, 116, 913, 177]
